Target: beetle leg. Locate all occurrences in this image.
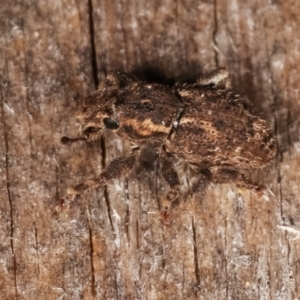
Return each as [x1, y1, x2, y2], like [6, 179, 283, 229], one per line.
[197, 68, 231, 89]
[67, 151, 138, 196]
[159, 152, 180, 213]
[210, 167, 260, 191]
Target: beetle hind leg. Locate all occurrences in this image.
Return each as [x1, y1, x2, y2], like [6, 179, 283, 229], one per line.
[209, 166, 261, 191]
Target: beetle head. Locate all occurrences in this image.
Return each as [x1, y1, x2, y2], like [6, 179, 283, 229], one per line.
[62, 71, 133, 144]
[76, 93, 119, 142]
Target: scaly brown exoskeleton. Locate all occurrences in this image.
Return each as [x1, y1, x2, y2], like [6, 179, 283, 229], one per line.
[61, 69, 276, 215]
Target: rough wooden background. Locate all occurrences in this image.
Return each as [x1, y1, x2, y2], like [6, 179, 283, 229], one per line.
[1, 0, 300, 299]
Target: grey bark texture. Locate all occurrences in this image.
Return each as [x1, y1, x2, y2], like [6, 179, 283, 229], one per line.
[1, 0, 300, 299]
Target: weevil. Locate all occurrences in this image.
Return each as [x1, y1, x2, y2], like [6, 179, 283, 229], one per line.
[61, 68, 276, 213]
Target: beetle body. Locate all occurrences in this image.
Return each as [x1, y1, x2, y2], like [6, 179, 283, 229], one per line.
[63, 69, 276, 208]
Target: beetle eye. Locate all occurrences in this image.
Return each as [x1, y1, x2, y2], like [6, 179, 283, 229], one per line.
[103, 118, 119, 130]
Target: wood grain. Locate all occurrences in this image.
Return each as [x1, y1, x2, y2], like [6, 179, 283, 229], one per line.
[1, 0, 300, 299]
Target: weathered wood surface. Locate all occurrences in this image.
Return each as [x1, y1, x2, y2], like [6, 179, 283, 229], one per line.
[1, 0, 300, 299]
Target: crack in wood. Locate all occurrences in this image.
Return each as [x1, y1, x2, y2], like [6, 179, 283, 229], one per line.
[118, 0, 129, 71]
[0, 75, 18, 299]
[124, 178, 130, 243]
[192, 217, 200, 289]
[87, 0, 99, 88]
[224, 218, 229, 299]
[213, 0, 219, 67]
[87, 0, 114, 232]
[34, 224, 40, 279]
[88, 223, 96, 298]
[100, 136, 114, 231]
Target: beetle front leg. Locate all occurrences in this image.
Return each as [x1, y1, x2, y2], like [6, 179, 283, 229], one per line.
[160, 153, 180, 214]
[67, 153, 137, 196]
